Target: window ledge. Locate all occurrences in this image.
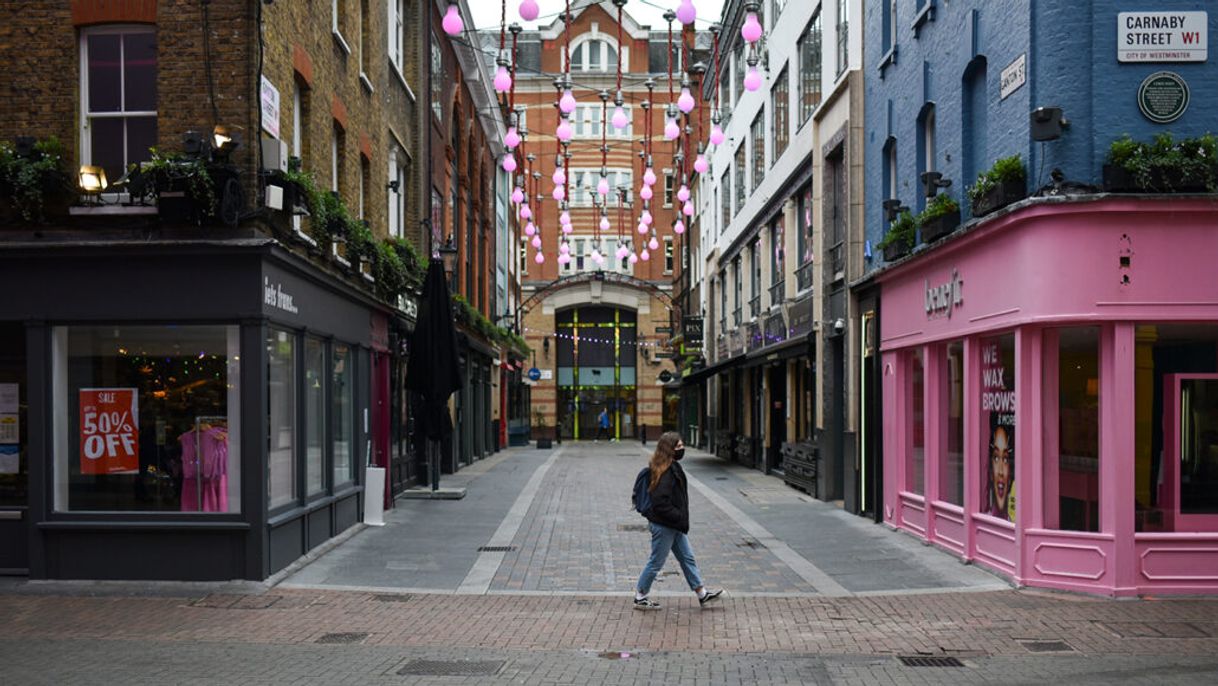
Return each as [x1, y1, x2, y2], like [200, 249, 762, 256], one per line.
[332, 29, 352, 56]
[359, 72, 375, 95]
[390, 62, 416, 101]
[877, 45, 897, 77]
[69, 205, 158, 216]
[912, 1, 936, 37]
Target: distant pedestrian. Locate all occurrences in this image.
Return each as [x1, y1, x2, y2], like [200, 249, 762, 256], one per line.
[633, 431, 723, 611]
[595, 407, 610, 442]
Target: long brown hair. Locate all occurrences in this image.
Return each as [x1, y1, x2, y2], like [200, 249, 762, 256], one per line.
[648, 432, 683, 491]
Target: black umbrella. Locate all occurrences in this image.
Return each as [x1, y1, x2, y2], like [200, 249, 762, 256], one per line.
[406, 258, 461, 489]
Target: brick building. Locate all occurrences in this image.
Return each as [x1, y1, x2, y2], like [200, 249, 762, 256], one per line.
[0, 0, 506, 581]
[481, 2, 707, 441]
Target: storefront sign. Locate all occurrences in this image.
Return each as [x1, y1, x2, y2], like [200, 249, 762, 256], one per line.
[682, 317, 704, 350]
[1118, 12, 1207, 62]
[260, 75, 281, 138]
[1137, 71, 1190, 124]
[263, 276, 300, 314]
[925, 268, 964, 320]
[745, 322, 764, 351]
[728, 329, 744, 357]
[79, 388, 139, 475]
[539, 369, 553, 380]
[1000, 54, 1026, 100]
[763, 312, 788, 347]
[787, 296, 815, 338]
[716, 335, 729, 361]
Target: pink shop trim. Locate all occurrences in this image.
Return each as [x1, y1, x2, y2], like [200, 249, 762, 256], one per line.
[875, 197, 1218, 597]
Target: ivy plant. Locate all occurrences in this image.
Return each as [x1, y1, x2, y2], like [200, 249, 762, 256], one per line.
[0, 137, 70, 222]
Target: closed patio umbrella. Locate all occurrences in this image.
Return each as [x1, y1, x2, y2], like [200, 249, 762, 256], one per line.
[406, 258, 461, 490]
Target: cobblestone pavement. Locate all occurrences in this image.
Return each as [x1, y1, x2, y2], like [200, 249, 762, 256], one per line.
[3, 443, 1218, 684]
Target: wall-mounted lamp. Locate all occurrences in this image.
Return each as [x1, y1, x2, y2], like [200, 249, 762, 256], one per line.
[387, 179, 401, 193]
[438, 234, 458, 289]
[920, 171, 952, 198]
[882, 198, 908, 222]
[1030, 106, 1068, 142]
[543, 336, 550, 355]
[182, 130, 207, 157]
[78, 165, 108, 194]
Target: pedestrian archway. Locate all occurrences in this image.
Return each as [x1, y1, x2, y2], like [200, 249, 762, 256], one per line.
[554, 305, 637, 441]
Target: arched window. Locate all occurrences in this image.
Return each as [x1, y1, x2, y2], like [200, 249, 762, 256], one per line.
[569, 37, 618, 72]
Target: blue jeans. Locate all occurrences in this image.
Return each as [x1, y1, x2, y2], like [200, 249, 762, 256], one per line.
[636, 522, 704, 595]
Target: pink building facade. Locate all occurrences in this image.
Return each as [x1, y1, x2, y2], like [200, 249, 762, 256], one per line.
[876, 197, 1218, 597]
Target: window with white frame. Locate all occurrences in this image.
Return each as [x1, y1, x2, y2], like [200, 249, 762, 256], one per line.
[663, 172, 675, 207]
[664, 237, 674, 274]
[389, 0, 405, 76]
[80, 27, 158, 188]
[333, 0, 351, 51]
[388, 146, 407, 238]
[570, 38, 617, 72]
[570, 168, 632, 206]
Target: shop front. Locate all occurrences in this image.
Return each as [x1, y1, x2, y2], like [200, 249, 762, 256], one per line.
[878, 197, 1218, 596]
[0, 238, 384, 581]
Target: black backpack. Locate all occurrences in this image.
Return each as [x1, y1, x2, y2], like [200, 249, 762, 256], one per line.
[631, 467, 652, 517]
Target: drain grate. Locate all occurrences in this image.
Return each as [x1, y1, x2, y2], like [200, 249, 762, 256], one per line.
[477, 545, 516, 552]
[316, 632, 368, 644]
[898, 656, 965, 668]
[618, 523, 649, 532]
[1019, 640, 1075, 653]
[396, 659, 505, 676]
[373, 594, 415, 603]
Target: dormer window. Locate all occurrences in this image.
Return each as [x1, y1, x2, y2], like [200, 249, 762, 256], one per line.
[570, 38, 617, 72]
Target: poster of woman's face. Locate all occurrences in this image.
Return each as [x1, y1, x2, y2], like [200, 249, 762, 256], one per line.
[987, 417, 1015, 521]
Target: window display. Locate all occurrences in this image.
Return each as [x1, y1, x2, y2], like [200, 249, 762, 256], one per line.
[940, 341, 964, 505]
[333, 343, 354, 486]
[980, 333, 1016, 521]
[1046, 327, 1099, 531]
[52, 325, 240, 513]
[907, 349, 924, 494]
[305, 337, 325, 496]
[268, 328, 296, 509]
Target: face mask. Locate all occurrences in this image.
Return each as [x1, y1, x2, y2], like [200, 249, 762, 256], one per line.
[673, 448, 685, 461]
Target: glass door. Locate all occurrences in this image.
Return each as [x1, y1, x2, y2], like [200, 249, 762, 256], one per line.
[0, 324, 28, 572]
[1163, 374, 1218, 532]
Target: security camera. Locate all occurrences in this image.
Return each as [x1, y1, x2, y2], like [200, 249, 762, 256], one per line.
[833, 318, 846, 335]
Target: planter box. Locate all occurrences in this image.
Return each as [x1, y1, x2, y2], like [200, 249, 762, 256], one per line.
[1102, 164, 1139, 192]
[1104, 164, 1214, 193]
[971, 179, 1026, 218]
[881, 237, 911, 262]
[157, 190, 194, 224]
[920, 208, 960, 244]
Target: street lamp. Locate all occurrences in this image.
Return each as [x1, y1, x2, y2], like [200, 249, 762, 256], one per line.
[438, 234, 458, 291]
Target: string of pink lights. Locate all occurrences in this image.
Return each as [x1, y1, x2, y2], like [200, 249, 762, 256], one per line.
[441, 1, 767, 266]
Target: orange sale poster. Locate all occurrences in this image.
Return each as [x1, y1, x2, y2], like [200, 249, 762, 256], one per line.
[79, 388, 139, 474]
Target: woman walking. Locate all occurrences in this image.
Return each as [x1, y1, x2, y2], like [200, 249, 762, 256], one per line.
[633, 432, 723, 610]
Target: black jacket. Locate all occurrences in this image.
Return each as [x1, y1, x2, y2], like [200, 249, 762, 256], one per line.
[646, 461, 690, 533]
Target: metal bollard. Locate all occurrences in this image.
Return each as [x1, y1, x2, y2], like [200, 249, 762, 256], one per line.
[640, 424, 647, 445]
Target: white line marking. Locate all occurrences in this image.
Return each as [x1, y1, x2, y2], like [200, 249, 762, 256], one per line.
[455, 446, 565, 594]
[276, 582, 1011, 599]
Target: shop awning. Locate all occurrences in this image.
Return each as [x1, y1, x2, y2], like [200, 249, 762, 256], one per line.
[682, 353, 746, 385]
[743, 332, 815, 367]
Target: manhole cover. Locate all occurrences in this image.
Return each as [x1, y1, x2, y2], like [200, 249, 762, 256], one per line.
[1019, 640, 1075, 653]
[1097, 622, 1210, 638]
[396, 659, 505, 676]
[373, 594, 415, 603]
[898, 656, 965, 667]
[477, 545, 516, 552]
[618, 524, 649, 532]
[316, 632, 368, 644]
[737, 538, 766, 548]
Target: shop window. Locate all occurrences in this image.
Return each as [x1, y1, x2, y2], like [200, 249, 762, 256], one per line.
[268, 328, 297, 510]
[798, 11, 822, 126]
[771, 65, 789, 163]
[751, 112, 765, 192]
[389, 0, 405, 78]
[333, 343, 354, 486]
[1041, 327, 1101, 531]
[305, 337, 326, 496]
[940, 341, 964, 505]
[906, 348, 925, 494]
[1134, 323, 1218, 532]
[734, 143, 746, 215]
[52, 325, 241, 513]
[80, 27, 158, 189]
[979, 333, 1016, 522]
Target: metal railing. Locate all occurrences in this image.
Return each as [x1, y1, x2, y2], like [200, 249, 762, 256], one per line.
[795, 261, 815, 292]
[769, 280, 786, 307]
[749, 295, 762, 318]
[733, 307, 742, 326]
[829, 240, 845, 278]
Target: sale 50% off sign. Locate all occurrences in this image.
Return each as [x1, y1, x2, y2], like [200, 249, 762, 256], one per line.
[79, 388, 140, 474]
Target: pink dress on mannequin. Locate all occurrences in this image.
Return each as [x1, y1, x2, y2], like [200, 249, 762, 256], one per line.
[179, 426, 228, 512]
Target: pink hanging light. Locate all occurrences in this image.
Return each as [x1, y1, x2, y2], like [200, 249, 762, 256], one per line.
[597, 176, 610, 197]
[694, 154, 709, 174]
[590, 248, 602, 263]
[511, 186, 524, 204]
[742, 11, 763, 43]
[648, 236, 659, 250]
[616, 244, 629, 260]
[519, 0, 540, 22]
[677, 87, 696, 114]
[640, 185, 653, 201]
[504, 127, 521, 149]
[559, 89, 577, 114]
[676, 0, 697, 25]
[557, 253, 570, 265]
[442, 5, 464, 36]
[677, 185, 690, 203]
[560, 241, 570, 254]
[599, 215, 611, 231]
[552, 168, 566, 185]
[641, 209, 653, 225]
[531, 235, 542, 249]
[524, 221, 536, 236]
[710, 124, 725, 146]
[641, 249, 651, 261]
[628, 252, 639, 265]
[560, 210, 571, 225]
[674, 220, 686, 234]
[552, 185, 565, 201]
[556, 120, 573, 142]
[744, 65, 762, 92]
[520, 204, 532, 220]
[664, 117, 681, 140]
[502, 154, 517, 172]
[643, 167, 657, 186]
[562, 223, 574, 234]
[683, 200, 695, 217]
[638, 222, 649, 235]
[612, 106, 629, 130]
[534, 251, 546, 264]
[494, 66, 513, 93]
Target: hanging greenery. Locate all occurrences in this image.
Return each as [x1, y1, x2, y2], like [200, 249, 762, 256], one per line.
[0, 137, 70, 222]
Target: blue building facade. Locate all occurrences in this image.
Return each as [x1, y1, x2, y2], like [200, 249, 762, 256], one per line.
[862, 0, 1217, 265]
